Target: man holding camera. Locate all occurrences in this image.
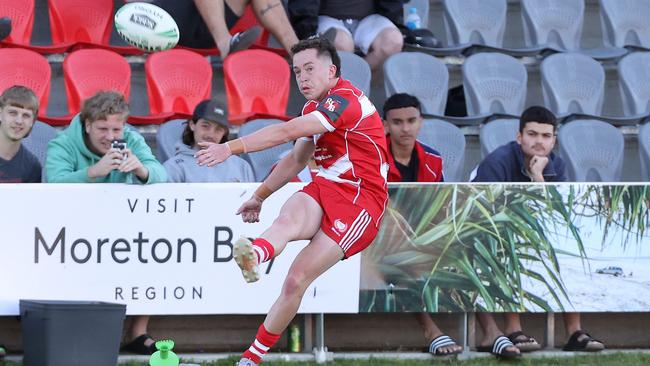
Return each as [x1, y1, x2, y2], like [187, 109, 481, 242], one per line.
[46, 91, 166, 184]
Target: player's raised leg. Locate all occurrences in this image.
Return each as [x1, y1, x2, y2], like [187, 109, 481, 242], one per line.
[239, 230, 344, 365]
[234, 191, 322, 282]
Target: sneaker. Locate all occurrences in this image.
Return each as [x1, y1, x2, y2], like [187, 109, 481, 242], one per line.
[229, 26, 262, 55]
[233, 237, 260, 283]
[236, 357, 258, 366]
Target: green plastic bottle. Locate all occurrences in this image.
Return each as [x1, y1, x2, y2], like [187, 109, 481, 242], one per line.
[289, 324, 301, 353]
[149, 339, 179, 366]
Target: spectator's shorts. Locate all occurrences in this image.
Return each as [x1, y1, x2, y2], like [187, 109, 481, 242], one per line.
[317, 14, 397, 55]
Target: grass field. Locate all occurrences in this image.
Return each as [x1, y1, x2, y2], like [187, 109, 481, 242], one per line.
[5, 353, 650, 366]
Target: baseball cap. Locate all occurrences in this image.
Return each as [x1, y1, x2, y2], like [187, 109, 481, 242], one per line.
[192, 98, 229, 128]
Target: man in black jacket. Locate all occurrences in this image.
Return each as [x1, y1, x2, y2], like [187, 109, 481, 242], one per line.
[289, 0, 405, 70]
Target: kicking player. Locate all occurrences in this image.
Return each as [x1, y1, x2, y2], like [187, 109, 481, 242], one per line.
[195, 37, 389, 366]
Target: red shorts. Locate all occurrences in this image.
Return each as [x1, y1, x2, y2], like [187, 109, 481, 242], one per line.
[301, 181, 380, 258]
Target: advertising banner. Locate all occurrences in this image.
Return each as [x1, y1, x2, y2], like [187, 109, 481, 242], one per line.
[0, 183, 361, 315]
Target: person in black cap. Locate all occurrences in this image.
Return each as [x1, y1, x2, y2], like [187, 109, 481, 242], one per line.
[163, 98, 254, 182]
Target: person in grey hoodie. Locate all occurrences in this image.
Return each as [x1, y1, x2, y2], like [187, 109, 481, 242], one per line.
[164, 98, 254, 183]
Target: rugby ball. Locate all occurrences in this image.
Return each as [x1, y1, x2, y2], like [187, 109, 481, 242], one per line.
[115, 2, 180, 52]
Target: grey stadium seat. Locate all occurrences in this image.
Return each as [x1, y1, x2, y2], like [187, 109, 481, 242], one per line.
[443, 0, 507, 47]
[239, 119, 293, 181]
[463, 53, 527, 116]
[479, 119, 520, 158]
[618, 52, 650, 116]
[418, 119, 466, 182]
[339, 51, 371, 97]
[155, 119, 186, 162]
[383, 52, 449, 115]
[404, 0, 430, 28]
[640, 123, 650, 181]
[557, 120, 624, 182]
[23, 121, 58, 167]
[522, 0, 584, 50]
[541, 53, 605, 116]
[601, 0, 650, 50]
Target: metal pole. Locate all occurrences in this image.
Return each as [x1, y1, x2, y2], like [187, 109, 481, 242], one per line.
[314, 313, 328, 363]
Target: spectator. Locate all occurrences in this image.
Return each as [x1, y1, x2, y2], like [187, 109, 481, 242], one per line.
[383, 93, 461, 357]
[164, 99, 255, 182]
[288, 0, 404, 70]
[150, 0, 299, 57]
[0, 85, 42, 183]
[472, 106, 604, 356]
[45, 91, 166, 355]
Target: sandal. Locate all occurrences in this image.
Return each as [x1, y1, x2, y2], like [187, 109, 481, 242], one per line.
[563, 330, 605, 352]
[428, 334, 462, 356]
[507, 330, 541, 352]
[122, 334, 157, 355]
[477, 335, 521, 360]
[228, 26, 262, 55]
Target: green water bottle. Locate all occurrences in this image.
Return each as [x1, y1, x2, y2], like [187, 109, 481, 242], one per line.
[289, 324, 301, 353]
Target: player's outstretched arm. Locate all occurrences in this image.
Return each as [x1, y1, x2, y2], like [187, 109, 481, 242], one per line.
[195, 113, 326, 167]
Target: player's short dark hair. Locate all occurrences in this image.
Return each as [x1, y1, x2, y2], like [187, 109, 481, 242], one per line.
[291, 37, 341, 78]
[519, 106, 557, 132]
[382, 93, 422, 119]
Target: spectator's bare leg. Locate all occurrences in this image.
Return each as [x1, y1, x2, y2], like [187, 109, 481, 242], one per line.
[564, 312, 581, 335]
[365, 27, 403, 71]
[503, 312, 523, 335]
[330, 29, 355, 52]
[249, 0, 299, 54]
[194, 0, 234, 56]
[130, 315, 153, 346]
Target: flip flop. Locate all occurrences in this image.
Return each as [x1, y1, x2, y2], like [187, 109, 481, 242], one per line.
[563, 330, 605, 352]
[122, 333, 157, 355]
[476, 335, 521, 360]
[507, 330, 541, 352]
[228, 26, 262, 55]
[428, 334, 462, 356]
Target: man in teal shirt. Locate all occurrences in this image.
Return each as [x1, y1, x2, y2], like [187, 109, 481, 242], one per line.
[46, 91, 166, 185]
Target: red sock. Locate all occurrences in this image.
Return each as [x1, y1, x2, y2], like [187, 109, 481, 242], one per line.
[252, 238, 275, 264]
[242, 324, 281, 364]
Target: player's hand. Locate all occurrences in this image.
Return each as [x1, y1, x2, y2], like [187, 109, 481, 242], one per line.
[118, 148, 149, 181]
[195, 142, 232, 167]
[529, 155, 549, 182]
[88, 148, 123, 178]
[236, 195, 263, 223]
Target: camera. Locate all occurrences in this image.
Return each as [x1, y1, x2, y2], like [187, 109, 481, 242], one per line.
[111, 139, 127, 151]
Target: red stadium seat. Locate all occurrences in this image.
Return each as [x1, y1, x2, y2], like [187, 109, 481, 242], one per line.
[63, 49, 131, 116]
[48, 0, 112, 46]
[224, 49, 290, 124]
[0, 0, 34, 45]
[0, 48, 50, 118]
[131, 49, 211, 125]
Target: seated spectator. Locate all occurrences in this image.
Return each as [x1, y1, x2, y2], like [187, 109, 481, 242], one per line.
[472, 106, 604, 355]
[149, 0, 299, 57]
[289, 0, 404, 70]
[0, 85, 42, 183]
[164, 99, 254, 182]
[384, 93, 461, 357]
[45, 91, 166, 355]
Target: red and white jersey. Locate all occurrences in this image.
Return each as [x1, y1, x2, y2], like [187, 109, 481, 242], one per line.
[301, 78, 389, 224]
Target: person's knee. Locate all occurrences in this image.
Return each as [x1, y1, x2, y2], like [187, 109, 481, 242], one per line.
[371, 28, 403, 57]
[273, 212, 298, 231]
[281, 272, 308, 298]
[332, 30, 355, 52]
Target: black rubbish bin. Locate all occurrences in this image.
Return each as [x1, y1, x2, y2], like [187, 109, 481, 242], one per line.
[20, 300, 126, 366]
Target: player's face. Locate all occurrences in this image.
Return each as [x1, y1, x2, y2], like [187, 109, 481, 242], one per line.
[516, 122, 556, 158]
[0, 105, 35, 142]
[293, 48, 336, 101]
[384, 106, 422, 148]
[190, 118, 227, 146]
[84, 114, 126, 155]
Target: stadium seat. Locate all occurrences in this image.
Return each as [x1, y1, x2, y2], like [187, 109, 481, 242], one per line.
[640, 122, 650, 181]
[618, 52, 650, 116]
[155, 119, 187, 163]
[443, 0, 506, 48]
[557, 119, 624, 182]
[0, 48, 51, 119]
[600, 0, 650, 50]
[339, 51, 371, 97]
[418, 119, 466, 182]
[238, 119, 293, 181]
[63, 49, 131, 116]
[224, 49, 290, 124]
[22, 121, 58, 168]
[522, 0, 584, 51]
[45, 0, 113, 53]
[383, 52, 449, 115]
[541, 53, 605, 116]
[479, 118, 520, 158]
[463, 53, 527, 116]
[134, 49, 212, 125]
[0, 0, 34, 45]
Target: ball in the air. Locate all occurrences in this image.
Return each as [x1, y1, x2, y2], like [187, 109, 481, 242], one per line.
[115, 2, 180, 52]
